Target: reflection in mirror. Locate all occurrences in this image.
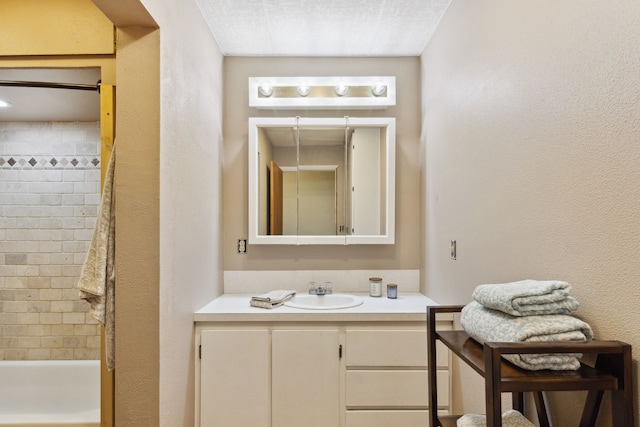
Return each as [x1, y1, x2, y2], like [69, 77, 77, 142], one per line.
[249, 117, 395, 245]
[283, 167, 337, 235]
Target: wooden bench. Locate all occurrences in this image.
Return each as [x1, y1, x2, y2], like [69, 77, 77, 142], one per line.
[427, 305, 634, 427]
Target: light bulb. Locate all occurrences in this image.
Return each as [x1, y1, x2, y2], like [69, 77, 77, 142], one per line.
[258, 83, 273, 97]
[334, 84, 349, 96]
[371, 82, 387, 96]
[296, 84, 311, 97]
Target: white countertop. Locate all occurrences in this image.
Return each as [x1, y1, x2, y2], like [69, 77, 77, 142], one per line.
[194, 292, 439, 322]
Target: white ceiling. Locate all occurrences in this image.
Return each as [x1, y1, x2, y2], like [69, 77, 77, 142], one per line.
[0, 0, 451, 121]
[195, 0, 452, 56]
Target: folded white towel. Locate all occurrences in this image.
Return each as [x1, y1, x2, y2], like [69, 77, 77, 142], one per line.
[457, 410, 535, 427]
[461, 301, 593, 370]
[250, 290, 296, 309]
[472, 279, 579, 316]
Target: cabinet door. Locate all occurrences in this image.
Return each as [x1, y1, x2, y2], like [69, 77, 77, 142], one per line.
[272, 330, 340, 427]
[200, 330, 270, 427]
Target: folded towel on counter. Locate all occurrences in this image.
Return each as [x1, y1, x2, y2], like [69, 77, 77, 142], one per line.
[472, 279, 579, 316]
[457, 410, 535, 427]
[461, 301, 593, 370]
[250, 290, 296, 309]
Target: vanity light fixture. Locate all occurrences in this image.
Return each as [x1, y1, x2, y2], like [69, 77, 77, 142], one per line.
[296, 84, 311, 97]
[334, 83, 349, 96]
[258, 83, 273, 97]
[371, 82, 387, 96]
[248, 76, 396, 109]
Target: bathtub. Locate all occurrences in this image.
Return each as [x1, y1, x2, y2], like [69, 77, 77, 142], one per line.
[0, 360, 100, 427]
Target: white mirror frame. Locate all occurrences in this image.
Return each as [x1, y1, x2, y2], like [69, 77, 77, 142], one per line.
[248, 116, 396, 245]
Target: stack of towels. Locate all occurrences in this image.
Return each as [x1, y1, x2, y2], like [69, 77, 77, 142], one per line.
[461, 279, 593, 371]
[250, 290, 296, 309]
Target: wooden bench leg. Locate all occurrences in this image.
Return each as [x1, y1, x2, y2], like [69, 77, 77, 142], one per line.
[485, 344, 503, 427]
[598, 343, 635, 427]
[579, 390, 603, 427]
[512, 392, 524, 413]
[613, 344, 635, 427]
[533, 392, 551, 427]
[611, 389, 635, 427]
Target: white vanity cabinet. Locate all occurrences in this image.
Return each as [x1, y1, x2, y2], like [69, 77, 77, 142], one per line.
[194, 294, 452, 427]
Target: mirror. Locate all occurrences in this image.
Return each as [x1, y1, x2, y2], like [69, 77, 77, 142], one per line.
[249, 117, 395, 245]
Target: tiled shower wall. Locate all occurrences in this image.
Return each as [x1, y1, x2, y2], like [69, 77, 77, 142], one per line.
[0, 122, 101, 360]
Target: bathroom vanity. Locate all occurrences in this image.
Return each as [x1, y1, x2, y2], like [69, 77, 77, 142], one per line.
[194, 293, 452, 427]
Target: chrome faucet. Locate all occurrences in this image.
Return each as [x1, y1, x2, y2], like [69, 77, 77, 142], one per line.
[308, 281, 333, 295]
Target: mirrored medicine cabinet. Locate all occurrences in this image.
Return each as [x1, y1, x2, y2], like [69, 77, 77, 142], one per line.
[248, 116, 395, 245]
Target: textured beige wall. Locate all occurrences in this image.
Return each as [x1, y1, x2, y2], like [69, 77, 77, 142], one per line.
[421, 0, 640, 424]
[113, 26, 160, 426]
[100, 1, 224, 426]
[149, 4, 224, 427]
[223, 57, 421, 272]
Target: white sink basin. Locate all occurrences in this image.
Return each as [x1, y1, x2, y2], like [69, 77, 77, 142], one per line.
[284, 294, 364, 310]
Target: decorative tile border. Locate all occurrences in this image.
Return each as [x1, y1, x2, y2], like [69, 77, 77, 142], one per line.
[0, 155, 100, 169]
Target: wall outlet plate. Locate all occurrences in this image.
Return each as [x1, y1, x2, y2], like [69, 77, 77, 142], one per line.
[237, 239, 247, 254]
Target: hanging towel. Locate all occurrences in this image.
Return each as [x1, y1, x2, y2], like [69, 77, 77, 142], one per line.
[78, 144, 116, 371]
[457, 409, 535, 427]
[250, 290, 296, 309]
[472, 279, 579, 316]
[461, 301, 593, 371]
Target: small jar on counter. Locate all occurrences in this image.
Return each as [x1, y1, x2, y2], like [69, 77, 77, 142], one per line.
[387, 283, 398, 299]
[369, 277, 383, 297]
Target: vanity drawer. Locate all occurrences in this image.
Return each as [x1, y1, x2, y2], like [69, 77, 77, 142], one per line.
[345, 410, 428, 427]
[345, 370, 449, 408]
[346, 330, 449, 368]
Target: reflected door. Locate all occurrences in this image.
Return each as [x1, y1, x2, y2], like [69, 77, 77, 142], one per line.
[269, 160, 283, 235]
[350, 128, 383, 235]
